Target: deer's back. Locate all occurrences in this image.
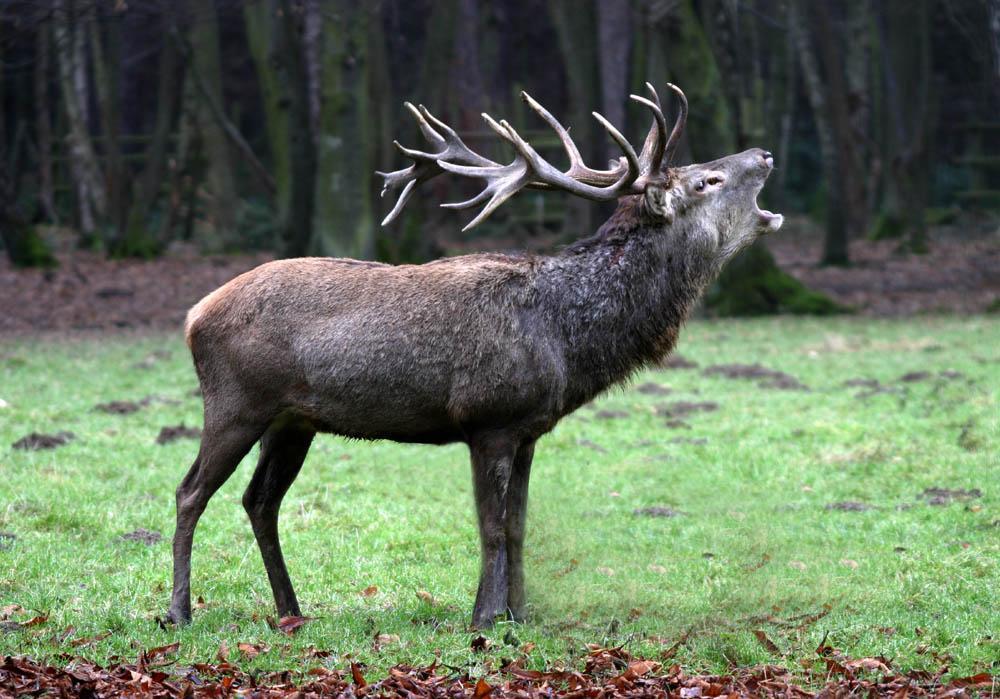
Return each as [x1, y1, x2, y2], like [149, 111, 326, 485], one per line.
[185, 256, 566, 443]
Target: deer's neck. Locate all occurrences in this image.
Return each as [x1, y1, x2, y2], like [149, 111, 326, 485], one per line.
[538, 202, 716, 409]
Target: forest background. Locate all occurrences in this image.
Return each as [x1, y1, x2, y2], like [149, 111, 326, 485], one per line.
[0, 0, 998, 316]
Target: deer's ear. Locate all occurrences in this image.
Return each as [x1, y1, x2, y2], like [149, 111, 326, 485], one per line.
[643, 184, 678, 224]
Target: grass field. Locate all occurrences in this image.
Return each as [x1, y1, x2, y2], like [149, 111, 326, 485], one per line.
[0, 316, 997, 682]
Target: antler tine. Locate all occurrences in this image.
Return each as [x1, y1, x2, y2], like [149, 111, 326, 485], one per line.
[662, 83, 688, 167]
[376, 103, 500, 225]
[502, 109, 640, 195]
[589, 112, 641, 181]
[635, 83, 667, 174]
[520, 91, 584, 171]
[521, 91, 627, 185]
[407, 102, 444, 147]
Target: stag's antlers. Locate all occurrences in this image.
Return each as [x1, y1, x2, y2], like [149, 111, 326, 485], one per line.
[378, 83, 688, 230]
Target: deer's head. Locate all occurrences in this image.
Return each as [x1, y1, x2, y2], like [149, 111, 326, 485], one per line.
[378, 83, 782, 262]
[649, 148, 784, 263]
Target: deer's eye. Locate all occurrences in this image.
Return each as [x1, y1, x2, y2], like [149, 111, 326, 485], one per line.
[694, 180, 705, 191]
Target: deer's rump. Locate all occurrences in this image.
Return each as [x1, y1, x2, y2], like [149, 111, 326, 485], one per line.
[185, 257, 563, 445]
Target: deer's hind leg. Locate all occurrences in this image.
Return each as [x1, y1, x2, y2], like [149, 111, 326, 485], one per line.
[469, 431, 520, 629]
[242, 417, 315, 618]
[168, 409, 266, 624]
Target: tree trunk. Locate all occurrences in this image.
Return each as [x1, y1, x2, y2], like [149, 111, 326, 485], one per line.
[872, 0, 934, 253]
[1, 147, 57, 268]
[989, 0, 1000, 103]
[656, 0, 732, 161]
[774, 6, 796, 209]
[390, 0, 457, 260]
[165, 79, 204, 244]
[53, 0, 106, 239]
[244, 0, 291, 225]
[312, 0, 371, 258]
[845, 0, 874, 226]
[118, 5, 185, 258]
[278, 0, 317, 257]
[303, 0, 322, 143]
[597, 0, 631, 163]
[0, 17, 4, 151]
[549, 1, 599, 237]
[368, 7, 399, 261]
[90, 11, 126, 233]
[789, 0, 850, 266]
[453, 0, 487, 129]
[188, 0, 239, 251]
[35, 22, 58, 223]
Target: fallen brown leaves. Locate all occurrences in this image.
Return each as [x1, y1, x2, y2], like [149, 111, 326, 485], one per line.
[266, 615, 314, 636]
[1, 642, 995, 698]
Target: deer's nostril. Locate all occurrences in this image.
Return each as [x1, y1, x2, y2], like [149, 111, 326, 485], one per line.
[761, 151, 774, 167]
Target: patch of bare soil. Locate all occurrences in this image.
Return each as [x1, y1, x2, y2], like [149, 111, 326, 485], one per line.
[118, 528, 163, 545]
[95, 400, 145, 415]
[920, 487, 983, 506]
[0, 249, 272, 335]
[658, 353, 699, 369]
[663, 419, 692, 429]
[634, 382, 672, 396]
[656, 401, 719, 419]
[576, 438, 608, 454]
[2, 220, 995, 336]
[668, 437, 708, 445]
[0, 643, 994, 698]
[11, 431, 75, 450]
[844, 378, 880, 389]
[155, 425, 202, 445]
[766, 217, 1000, 315]
[703, 363, 809, 391]
[95, 395, 179, 415]
[594, 409, 630, 420]
[844, 378, 904, 400]
[634, 506, 685, 517]
[825, 501, 874, 512]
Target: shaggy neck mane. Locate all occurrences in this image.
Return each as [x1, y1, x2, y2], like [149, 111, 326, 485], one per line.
[537, 198, 716, 408]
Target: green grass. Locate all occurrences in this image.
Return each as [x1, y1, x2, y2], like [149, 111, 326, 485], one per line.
[0, 316, 997, 681]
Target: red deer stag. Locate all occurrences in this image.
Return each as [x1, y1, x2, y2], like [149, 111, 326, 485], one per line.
[169, 83, 783, 628]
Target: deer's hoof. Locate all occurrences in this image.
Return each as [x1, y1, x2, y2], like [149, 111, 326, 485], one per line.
[163, 608, 192, 627]
[470, 612, 497, 630]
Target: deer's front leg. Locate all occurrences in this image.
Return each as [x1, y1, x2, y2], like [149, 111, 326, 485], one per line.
[469, 432, 517, 629]
[505, 440, 535, 622]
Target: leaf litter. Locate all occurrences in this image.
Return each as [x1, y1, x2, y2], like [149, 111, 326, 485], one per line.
[5, 639, 992, 698]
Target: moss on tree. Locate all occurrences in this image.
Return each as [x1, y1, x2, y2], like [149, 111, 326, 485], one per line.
[704, 241, 847, 316]
[1, 223, 57, 268]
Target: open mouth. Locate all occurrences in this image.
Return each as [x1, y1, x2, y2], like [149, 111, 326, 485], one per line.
[753, 182, 783, 233]
[755, 203, 784, 233]
[753, 152, 783, 233]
